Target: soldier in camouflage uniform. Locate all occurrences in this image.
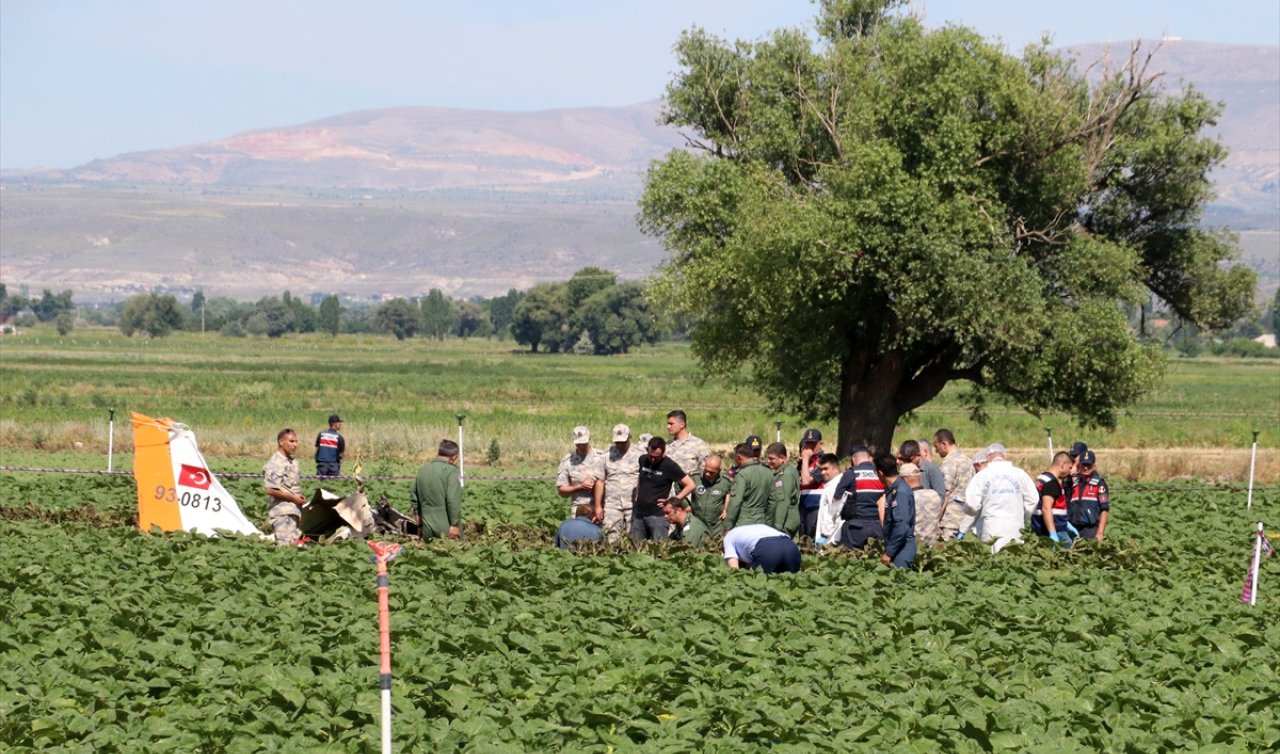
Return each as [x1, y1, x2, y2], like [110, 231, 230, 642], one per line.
[689, 453, 732, 538]
[901, 462, 943, 546]
[556, 425, 604, 519]
[596, 423, 643, 543]
[264, 428, 307, 547]
[934, 428, 975, 540]
[665, 410, 710, 479]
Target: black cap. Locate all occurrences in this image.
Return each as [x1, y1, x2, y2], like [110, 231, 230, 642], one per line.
[849, 444, 870, 456]
[745, 435, 763, 449]
[1078, 450, 1097, 467]
[329, 414, 343, 425]
[801, 428, 822, 444]
[1069, 441, 1088, 459]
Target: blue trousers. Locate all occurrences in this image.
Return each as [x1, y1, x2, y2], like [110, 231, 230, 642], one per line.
[751, 536, 801, 574]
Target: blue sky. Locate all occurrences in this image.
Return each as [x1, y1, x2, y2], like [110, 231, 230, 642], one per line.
[2, 0, 1277, 169]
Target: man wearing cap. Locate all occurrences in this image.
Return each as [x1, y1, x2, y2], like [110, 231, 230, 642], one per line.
[556, 426, 604, 519]
[689, 453, 732, 538]
[797, 428, 826, 539]
[933, 429, 975, 541]
[724, 443, 773, 528]
[1068, 441, 1089, 474]
[875, 453, 917, 568]
[722, 523, 802, 573]
[962, 443, 1038, 553]
[764, 442, 801, 536]
[633, 436, 696, 542]
[834, 445, 886, 550]
[315, 414, 345, 477]
[901, 462, 943, 547]
[665, 410, 710, 479]
[1066, 449, 1110, 542]
[596, 423, 643, 542]
[956, 447, 991, 540]
[411, 439, 463, 541]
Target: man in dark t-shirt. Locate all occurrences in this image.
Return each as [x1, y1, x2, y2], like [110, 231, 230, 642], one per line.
[632, 436, 695, 542]
[1033, 451, 1074, 545]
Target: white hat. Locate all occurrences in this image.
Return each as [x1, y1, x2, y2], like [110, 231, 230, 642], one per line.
[985, 443, 1007, 458]
[572, 426, 590, 443]
[612, 423, 631, 442]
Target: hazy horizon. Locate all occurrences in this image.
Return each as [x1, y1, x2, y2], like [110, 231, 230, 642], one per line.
[3, 0, 1278, 171]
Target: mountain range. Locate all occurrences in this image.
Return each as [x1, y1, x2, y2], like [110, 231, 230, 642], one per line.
[1, 40, 1275, 301]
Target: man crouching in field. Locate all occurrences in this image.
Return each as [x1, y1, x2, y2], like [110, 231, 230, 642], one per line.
[264, 428, 307, 547]
[412, 440, 463, 541]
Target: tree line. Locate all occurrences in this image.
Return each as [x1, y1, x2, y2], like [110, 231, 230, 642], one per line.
[0, 267, 664, 356]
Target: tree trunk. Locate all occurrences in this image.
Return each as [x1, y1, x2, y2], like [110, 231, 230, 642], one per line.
[835, 350, 905, 457]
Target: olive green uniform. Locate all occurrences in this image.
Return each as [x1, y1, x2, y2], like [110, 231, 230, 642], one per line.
[768, 464, 801, 536]
[726, 460, 772, 529]
[671, 515, 711, 548]
[691, 473, 732, 537]
[411, 458, 462, 541]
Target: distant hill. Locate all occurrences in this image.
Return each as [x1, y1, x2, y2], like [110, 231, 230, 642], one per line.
[63, 101, 686, 192]
[1, 41, 1275, 301]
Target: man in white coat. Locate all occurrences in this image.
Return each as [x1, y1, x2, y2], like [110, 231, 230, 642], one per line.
[962, 443, 1038, 553]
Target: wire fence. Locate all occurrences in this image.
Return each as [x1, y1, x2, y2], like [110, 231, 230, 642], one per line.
[1, 465, 1276, 494]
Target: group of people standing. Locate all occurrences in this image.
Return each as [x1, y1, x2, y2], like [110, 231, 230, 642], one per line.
[555, 414, 1111, 572]
[263, 413, 464, 547]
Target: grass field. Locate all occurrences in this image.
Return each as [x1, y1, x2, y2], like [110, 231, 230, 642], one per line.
[0, 325, 1277, 481]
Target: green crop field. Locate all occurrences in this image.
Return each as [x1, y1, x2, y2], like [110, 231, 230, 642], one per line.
[0, 326, 1277, 482]
[0, 471, 1277, 752]
[1, 327, 1278, 751]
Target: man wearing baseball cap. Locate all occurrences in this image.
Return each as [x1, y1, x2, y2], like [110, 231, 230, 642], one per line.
[556, 426, 604, 519]
[797, 428, 825, 539]
[315, 414, 345, 477]
[1066, 449, 1110, 542]
[596, 423, 643, 542]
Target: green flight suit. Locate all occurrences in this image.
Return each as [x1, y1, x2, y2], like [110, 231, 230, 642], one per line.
[768, 464, 801, 536]
[726, 460, 772, 529]
[411, 458, 462, 540]
[690, 473, 732, 537]
[672, 515, 710, 548]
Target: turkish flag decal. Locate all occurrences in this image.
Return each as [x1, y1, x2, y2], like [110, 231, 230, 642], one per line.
[178, 464, 212, 490]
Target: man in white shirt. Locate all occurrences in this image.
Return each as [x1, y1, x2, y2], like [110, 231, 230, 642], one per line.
[723, 523, 801, 573]
[961, 443, 1038, 554]
[813, 453, 845, 545]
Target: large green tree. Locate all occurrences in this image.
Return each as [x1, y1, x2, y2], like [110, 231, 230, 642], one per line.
[119, 294, 185, 338]
[511, 283, 568, 353]
[317, 295, 342, 336]
[374, 298, 420, 341]
[420, 289, 460, 340]
[640, 0, 1254, 453]
[573, 283, 661, 355]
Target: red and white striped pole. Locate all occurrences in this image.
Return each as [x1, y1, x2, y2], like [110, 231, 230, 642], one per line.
[368, 541, 402, 753]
